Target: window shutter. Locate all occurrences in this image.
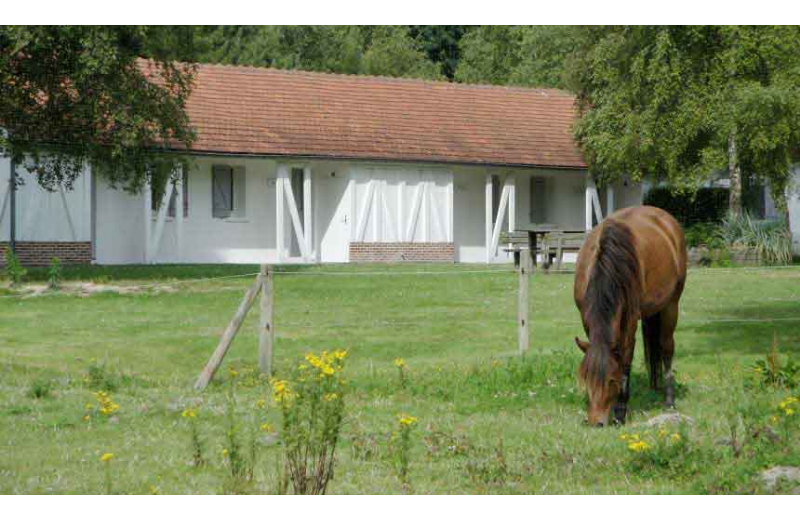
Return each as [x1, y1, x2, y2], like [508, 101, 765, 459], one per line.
[212, 165, 233, 218]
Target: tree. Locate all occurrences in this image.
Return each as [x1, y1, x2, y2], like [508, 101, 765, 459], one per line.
[408, 25, 468, 80]
[455, 26, 581, 89]
[359, 26, 442, 80]
[0, 26, 198, 192]
[569, 26, 800, 215]
[197, 26, 442, 80]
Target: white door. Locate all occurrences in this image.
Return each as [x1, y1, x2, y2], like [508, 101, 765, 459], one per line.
[317, 175, 351, 263]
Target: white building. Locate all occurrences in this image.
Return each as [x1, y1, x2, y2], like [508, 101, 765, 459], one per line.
[1, 63, 645, 266]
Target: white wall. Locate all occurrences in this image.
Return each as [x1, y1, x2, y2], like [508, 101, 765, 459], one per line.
[91, 155, 648, 265]
[350, 165, 452, 244]
[0, 155, 91, 242]
[96, 156, 280, 264]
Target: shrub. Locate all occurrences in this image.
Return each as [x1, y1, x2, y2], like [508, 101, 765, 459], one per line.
[620, 426, 691, 475]
[718, 213, 792, 265]
[750, 335, 799, 389]
[644, 187, 729, 226]
[181, 408, 205, 467]
[28, 378, 54, 399]
[83, 360, 119, 392]
[3, 248, 26, 287]
[47, 257, 62, 291]
[274, 349, 348, 495]
[684, 222, 724, 249]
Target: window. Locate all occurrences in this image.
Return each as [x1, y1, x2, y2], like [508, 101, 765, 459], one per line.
[212, 165, 246, 219]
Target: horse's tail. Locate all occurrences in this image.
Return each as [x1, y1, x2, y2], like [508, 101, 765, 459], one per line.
[641, 314, 662, 390]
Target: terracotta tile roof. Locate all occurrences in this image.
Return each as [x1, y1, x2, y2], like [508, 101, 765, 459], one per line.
[172, 62, 586, 169]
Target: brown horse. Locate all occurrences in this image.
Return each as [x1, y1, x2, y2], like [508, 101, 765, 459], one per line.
[574, 205, 687, 426]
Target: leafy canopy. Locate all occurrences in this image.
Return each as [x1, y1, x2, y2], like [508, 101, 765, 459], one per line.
[196, 26, 443, 80]
[569, 26, 800, 197]
[0, 26, 198, 191]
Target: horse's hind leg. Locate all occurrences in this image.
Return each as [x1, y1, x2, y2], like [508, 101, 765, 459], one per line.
[659, 301, 679, 409]
[641, 314, 662, 391]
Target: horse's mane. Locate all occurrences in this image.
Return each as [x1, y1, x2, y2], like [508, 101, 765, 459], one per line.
[579, 219, 641, 394]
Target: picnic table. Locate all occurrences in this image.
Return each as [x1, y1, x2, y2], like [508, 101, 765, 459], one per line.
[501, 225, 587, 270]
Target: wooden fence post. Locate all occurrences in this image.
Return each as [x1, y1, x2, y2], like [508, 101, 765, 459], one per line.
[518, 249, 531, 355]
[259, 264, 274, 377]
[194, 274, 262, 391]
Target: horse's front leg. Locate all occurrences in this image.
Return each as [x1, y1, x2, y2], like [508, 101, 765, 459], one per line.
[613, 323, 637, 425]
[613, 365, 632, 424]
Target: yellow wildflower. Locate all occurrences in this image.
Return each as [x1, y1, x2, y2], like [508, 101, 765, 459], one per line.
[394, 358, 406, 368]
[260, 423, 274, 433]
[221, 448, 229, 458]
[255, 399, 267, 410]
[670, 433, 681, 442]
[83, 415, 90, 421]
[333, 349, 348, 361]
[771, 415, 780, 424]
[181, 408, 197, 419]
[627, 440, 650, 452]
[785, 408, 795, 416]
[100, 453, 114, 462]
[85, 403, 94, 410]
[321, 364, 335, 376]
[228, 367, 238, 379]
[323, 393, 339, 402]
[398, 413, 417, 427]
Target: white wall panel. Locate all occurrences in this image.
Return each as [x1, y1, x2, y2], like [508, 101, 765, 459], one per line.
[350, 165, 452, 244]
[0, 155, 91, 242]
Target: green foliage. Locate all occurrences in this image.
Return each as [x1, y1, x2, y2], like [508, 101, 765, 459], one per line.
[0, 26, 197, 191]
[408, 26, 468, 80]
[455, 26, 582, 88]
[719, 213, 792, 265]
[197, 26, 442, 80]
[750, 336, 799, 389]
[274, 350, 348, 494]
[27, 378, 54, 399]
[644, 187, 730, 227]
[84, 361, 119, 393]
[47, 257, 62, 291]
[570, 26, 800, 198]
[684, 222, 725, 249]
[3, 248, 26, 287]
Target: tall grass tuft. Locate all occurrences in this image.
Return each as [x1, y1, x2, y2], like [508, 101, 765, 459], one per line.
[718, 213, 792, 265]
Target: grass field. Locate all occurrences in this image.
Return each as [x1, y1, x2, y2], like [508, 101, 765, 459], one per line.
[2, 263, 800, 494]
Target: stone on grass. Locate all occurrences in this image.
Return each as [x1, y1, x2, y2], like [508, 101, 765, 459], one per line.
[760, 466, 800, 491]
[645, 412, 694, 427]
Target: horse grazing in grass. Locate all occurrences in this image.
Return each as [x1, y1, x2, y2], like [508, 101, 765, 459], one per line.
[574, 205, 687, 426]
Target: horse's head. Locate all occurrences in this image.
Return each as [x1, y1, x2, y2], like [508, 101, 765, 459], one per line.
[575, 337, 623, 427]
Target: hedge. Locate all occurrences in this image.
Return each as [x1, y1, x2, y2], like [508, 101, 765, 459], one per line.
[643, 186, 729, 225]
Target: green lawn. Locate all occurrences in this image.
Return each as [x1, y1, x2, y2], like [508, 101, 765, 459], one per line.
[1, 263, 800, 494]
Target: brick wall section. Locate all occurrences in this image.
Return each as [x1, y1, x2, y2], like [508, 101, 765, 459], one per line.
[349, 242, 454, 263]
[0, 242, 92, 266]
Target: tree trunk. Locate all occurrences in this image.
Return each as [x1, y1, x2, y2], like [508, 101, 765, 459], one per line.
[728, 131, 742, 217]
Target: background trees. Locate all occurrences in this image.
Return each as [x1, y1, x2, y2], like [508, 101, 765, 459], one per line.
[568, 26, 800, 215]
[4, 24, 799, 212]
[0, 26, 198, 191]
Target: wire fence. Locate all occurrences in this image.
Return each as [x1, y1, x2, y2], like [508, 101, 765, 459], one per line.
[2, 263, 800, 329]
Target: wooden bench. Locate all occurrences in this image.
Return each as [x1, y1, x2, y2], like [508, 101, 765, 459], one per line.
[545, 231, 586, 270]
[500, 230, 586, 270]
